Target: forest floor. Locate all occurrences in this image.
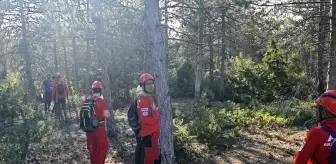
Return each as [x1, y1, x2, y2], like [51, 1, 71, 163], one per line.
[25, 100, 307, 164]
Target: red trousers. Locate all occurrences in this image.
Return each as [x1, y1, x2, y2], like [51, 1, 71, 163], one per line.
[143, 130, 160, 164]
[86, 129, 109, 164]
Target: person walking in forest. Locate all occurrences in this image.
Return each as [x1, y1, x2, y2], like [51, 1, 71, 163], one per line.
[128, 73, 161, 164]
[52, 72, 69, 121]
[80, 81, 110, 164]
[294, 90, 336, 164]
[42, 73, 52, 113]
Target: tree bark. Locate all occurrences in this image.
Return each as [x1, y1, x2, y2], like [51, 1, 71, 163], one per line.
[311, 52, 316, 77]
[220, 9, 226, 82]
[304, 51, 310, 75]
[0, 56, 6, 81]
[53, 38, 58, 72]
[144, 0, 175, 163]
[317, 0, 327, 94]
[208, 24, 214, 87]
[20, 2, 32, 161]
[71, 37, 79, 93]
[328, 0, 336, 89]
[62, 39, 72, 97]
[194, 0, 205, 104]
[20, 0, 36, 100]
[71, 12, 80, 94]
[84, 0, 90, 97]
[20, 119, 31, 162]
[164, 0, 169, 72]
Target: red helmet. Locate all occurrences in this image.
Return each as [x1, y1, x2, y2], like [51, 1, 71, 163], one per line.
[139, 73, 154, 85]
[317, 90, 336, 115]
[91, 81, 103, 89]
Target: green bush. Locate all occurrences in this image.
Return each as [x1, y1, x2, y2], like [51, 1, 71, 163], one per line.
[170, 61, 194, 98]
[267, 99, 316, 127]
[173, 98, 315, 151]
[225, 40, 313, 103]
[199, 89, 215, 107]
[0, 73, 58, 163]
[188, 106, 288, 144]
[174, 119, 211, 164]
[174, 119, 195, 156]
[169, 40, 314, 103]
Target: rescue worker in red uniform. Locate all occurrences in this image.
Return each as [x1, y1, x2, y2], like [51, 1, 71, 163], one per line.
[294, 90, 336, 164]
[86, 81, 110, 164]
[136, 73, 161, 164]
[52, 72, 69, 120]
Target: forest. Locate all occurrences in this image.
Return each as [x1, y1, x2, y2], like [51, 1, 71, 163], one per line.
[0, 0, 334, 163]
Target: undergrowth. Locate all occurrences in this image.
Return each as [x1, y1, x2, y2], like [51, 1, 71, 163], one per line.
[173, 97, 315, 163]
[0, 73, 64, 164]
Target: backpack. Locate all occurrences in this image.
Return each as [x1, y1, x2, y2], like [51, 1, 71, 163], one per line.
[56, 81, 65, 94]
[128, 98, 140, 132]
[321, 126, 336, 164]
[127, 96, 153, 132]
[79, 98, 104, 133]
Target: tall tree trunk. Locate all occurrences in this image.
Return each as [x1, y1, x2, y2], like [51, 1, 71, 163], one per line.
[220, 9, 226, 81]
[217, 37, 221, 71]
[20, 119, 31, 162]
[304, 51, 310, 74]
[20, 0, 36, 100]
[62, 39, 73, 116]
[19, 0, 33, 160]
[71, 13, 80, 94]
[62, 39, 72, 97]
[317, 0, 327, 95]
[328, 0, 336, 89]
[164, 0, 169, 71]
[208, 24, 214, 87]
[70, 36, 79, 120]
[144, 0, 175, 163]
[0, 56, 6, 81]
[219, 9, 227, 98]
[194, 1, 205, 104]
[53, 38, 58, 72]
[71, 37, 79, 93]
[311, 53, 316, 77]
[92, 0, 117, 138]
[84, 0, 91, 97]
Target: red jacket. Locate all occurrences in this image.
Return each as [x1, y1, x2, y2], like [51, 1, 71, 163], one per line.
[137, 95, 160, 137]
[85, 96, 109, 163]
[85, 96, 109, 147]
[294, 118, 336, 164]
[52, 80, 68, 99]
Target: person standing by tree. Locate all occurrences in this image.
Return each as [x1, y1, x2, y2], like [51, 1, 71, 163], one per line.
[42, 73, 52, 113]
[144, 0, 175, 162]
[136, 73, 161, 164]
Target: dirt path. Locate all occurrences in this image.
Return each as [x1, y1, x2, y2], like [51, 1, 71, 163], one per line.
[26, 109, 136, 164]
[26, 108, 306, 164]
[216, 128, 305, 164]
